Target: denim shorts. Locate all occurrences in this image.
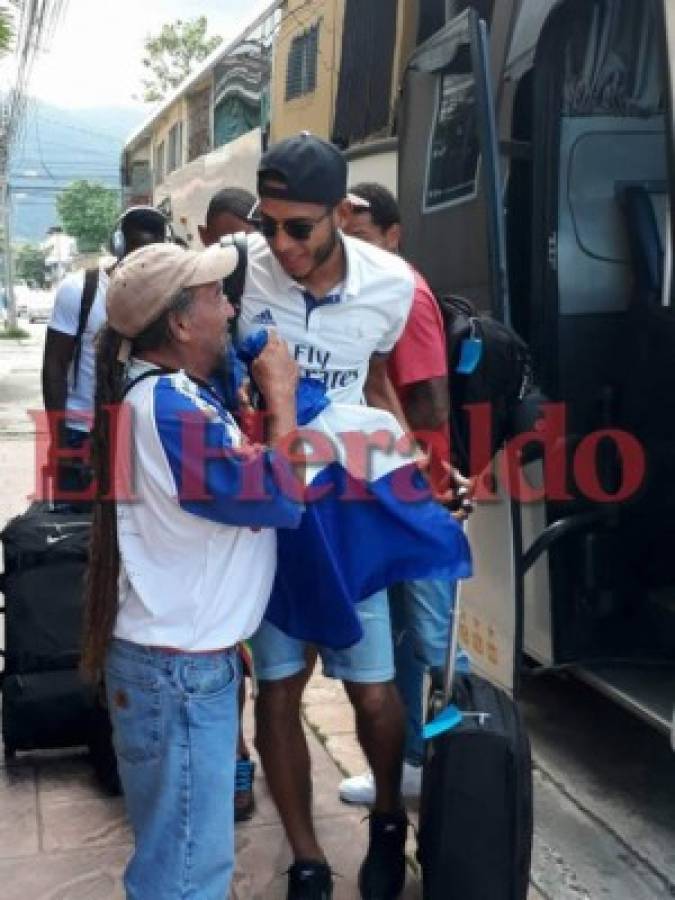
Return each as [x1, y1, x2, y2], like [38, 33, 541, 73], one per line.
[105, 639, 240, 900]
[250, 589, 395, 683]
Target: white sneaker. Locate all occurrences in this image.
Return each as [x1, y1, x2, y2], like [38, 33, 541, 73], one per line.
[339, 762, 422, 805]
[339, 771, 375, 804]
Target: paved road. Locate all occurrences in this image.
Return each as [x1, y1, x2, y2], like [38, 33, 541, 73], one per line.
[523, 673, 675, 898]
[0, 324, 674, 898]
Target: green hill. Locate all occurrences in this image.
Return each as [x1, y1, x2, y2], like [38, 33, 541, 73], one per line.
[10, 100, 147, 243]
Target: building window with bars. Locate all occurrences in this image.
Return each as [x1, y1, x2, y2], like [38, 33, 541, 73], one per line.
[285, 23, 320, 101]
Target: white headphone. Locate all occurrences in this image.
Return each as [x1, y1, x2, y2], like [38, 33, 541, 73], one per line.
[109, 207, 175, 259]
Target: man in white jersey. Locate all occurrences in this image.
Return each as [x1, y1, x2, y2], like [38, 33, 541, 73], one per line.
[239, 133, 415, 900]
[82, 241, 303, 899]
[41, 206, 169, 497]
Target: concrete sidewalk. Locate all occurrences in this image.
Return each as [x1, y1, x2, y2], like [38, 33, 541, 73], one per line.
[0, 692, 422, 899]
[0, 330, 543, 899]
[0, 673, 546, 899]
[0, 329, 421, 898]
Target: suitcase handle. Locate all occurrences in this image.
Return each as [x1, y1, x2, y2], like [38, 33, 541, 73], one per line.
[442, 583, 462, 706]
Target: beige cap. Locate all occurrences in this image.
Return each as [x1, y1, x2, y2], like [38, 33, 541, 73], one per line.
[107, 242, 239, 338]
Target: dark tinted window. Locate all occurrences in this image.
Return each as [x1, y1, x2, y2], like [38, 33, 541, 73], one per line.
[424, 57, 479, 211]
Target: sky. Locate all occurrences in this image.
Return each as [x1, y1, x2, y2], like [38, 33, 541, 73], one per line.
[25, 0, 262, 109]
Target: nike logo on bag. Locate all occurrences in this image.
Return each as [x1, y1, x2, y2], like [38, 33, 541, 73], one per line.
[252, 309, 276, 325]
[45, 535, 68, 545]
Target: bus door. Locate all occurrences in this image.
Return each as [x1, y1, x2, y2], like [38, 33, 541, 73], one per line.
[523, 0, 675, 737]
[399, 7, 524, 694]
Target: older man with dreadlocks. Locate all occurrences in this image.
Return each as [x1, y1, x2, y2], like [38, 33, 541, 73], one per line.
[82, 242, 303, 900]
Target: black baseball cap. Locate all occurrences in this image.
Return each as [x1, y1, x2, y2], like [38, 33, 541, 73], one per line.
[257, 132, 347, 207]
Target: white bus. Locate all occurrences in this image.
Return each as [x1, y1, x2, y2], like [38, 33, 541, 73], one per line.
[399, 0, 675, 747]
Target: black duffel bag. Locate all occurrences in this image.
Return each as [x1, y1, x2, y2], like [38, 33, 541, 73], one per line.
[0, 502, 120, 794]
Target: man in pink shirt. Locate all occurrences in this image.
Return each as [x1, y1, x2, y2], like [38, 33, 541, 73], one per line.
[340, 183, 454, 802]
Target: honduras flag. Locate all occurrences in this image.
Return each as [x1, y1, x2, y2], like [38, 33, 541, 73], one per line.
[263, 378, 472, 649]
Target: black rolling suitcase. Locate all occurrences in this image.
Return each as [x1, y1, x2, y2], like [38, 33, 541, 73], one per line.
[0, 500, 120, 793]
[417, 589, 533, 899]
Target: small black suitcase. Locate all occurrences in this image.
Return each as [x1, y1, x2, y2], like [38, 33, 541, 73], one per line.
[417, 580, 533, 899]
[0, 501, 121, 794]
[1, 502, 93, 757]
[418, 672, 533, 899]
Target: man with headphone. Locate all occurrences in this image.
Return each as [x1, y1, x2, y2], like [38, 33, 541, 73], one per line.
[42, 206, 171, 497]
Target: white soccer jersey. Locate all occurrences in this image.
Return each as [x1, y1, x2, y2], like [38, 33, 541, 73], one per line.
[239, 233, 414, 405]
[48, 268, 108, 431]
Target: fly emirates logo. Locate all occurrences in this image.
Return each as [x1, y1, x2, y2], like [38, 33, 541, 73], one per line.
[293, 343, 359, 391]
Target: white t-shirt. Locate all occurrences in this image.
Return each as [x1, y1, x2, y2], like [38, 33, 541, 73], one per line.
[48, 269, 108, 431]
[238, 233, 415, 404]
[114, 360, 302, 651]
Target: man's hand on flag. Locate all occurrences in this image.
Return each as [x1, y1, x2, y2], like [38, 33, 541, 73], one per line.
[416, 453, 475, 519]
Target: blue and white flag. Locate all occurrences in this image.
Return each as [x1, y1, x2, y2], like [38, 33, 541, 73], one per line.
[265, 380, 472, 648]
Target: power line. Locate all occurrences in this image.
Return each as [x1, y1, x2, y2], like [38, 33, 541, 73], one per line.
[12, 167, 119, 175]
[2, 2, 69, 162]
[14, 156, 119, 163]
[13, 172, 120, 178]
[2, 1, 69, 328]
[35, 112, 135, 143]
[33, 102, 57, 180]
[15, 137, 116, 154]
[11, 184, 113, 192]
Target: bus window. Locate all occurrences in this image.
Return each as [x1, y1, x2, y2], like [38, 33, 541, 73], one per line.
[424, 67, 480, 212]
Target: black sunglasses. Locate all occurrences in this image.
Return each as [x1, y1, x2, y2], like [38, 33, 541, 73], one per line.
[250, 211, 330, 241]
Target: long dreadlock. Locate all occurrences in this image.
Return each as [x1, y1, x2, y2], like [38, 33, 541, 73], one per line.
[81, 326, 126, 680]
[81, 288, 195, 681]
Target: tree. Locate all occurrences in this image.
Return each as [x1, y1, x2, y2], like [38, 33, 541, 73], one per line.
[0, 3, 15, 56]
[15, 244, 47, 287]
[0, 12, 10, 55]
[141, 17, 222, 102]
[56, 181, 120, 254]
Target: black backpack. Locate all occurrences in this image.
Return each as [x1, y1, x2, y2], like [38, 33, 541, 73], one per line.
[437, 295, 533, 474]
[71, 268, 99, 389]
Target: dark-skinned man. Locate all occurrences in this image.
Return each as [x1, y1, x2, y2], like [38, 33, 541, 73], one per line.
[339, 182, 456, 807]
[238, 134, 414, 900]
[198, 186, 256, 248]
[42, 206, 170, 496]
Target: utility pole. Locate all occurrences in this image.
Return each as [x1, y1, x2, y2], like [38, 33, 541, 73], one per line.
[2, 180, 16, 330]
[0, 95, 15, 329]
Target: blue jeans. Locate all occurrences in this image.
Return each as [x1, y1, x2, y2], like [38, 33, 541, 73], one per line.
[389, 580, 454, 766]
[105, 639, 240, 900]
